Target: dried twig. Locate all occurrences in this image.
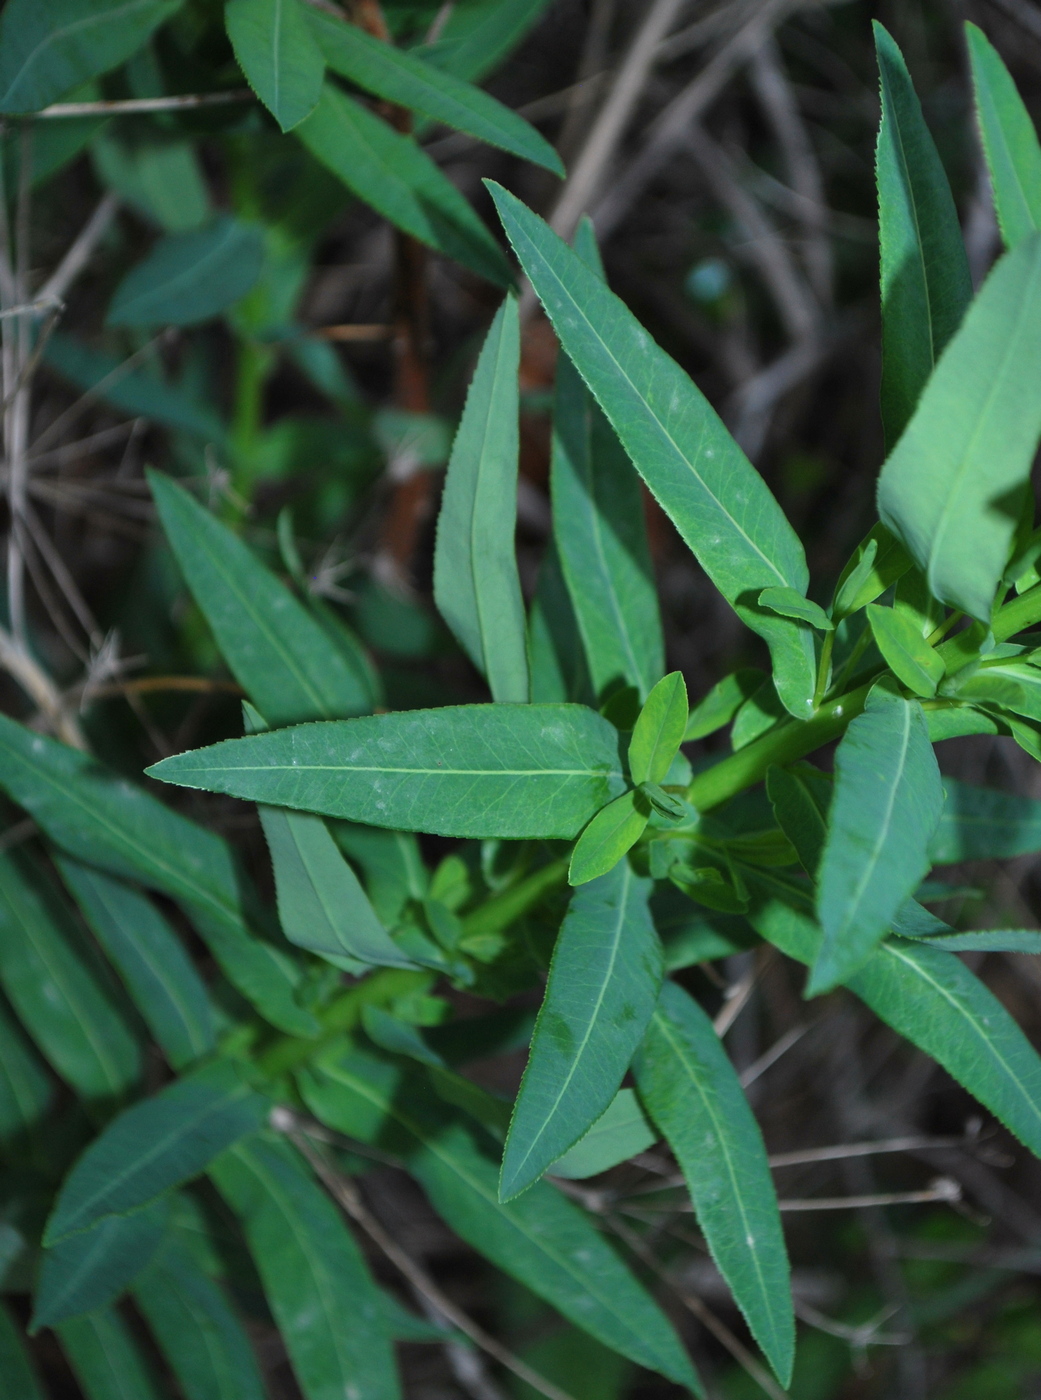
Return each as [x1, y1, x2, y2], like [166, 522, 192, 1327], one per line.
[34, 92, 252, 118]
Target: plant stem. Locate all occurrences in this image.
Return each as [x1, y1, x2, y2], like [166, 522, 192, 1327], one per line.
[686, 682, 871, 813]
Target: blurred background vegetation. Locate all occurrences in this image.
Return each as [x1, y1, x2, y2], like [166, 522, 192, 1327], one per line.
[7, 0, 1041, 1395]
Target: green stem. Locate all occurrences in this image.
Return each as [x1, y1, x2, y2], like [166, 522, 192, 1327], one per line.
[461, 857, 569, 937]
[686, 682, 871, 813]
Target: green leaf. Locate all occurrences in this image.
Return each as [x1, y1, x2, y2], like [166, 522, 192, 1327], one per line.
[500, 863, 662, 1200]
[0, 849, 141, 1103]
[567, 793, 647, 886]
[0, 1302, 45, 1399]
[684, 670, 764, 741]
[0, 993, 54, 1150]
[628, 672, 687, 786]
[301, 1050, 701, 1392]
[44, 333, 228, 444]
[866, 603, 945, 696]
[926, 706, 1004, 742]
[731, 677, 785, 751]
[748, 871, 1041, 1164]
[260, 806, 417, 970]
[418, 0, 553, 82]
[905, 928, 1041, 953]
[635, 981, 793, 1388]
[487, 181, 817, 720]
[877, 233, 1041, 622]
[107, 217, 265, 327]
[58, 859, 215, 1071]
[297, 83, 512, 289]
[151, 472, 373, 724]
[930, 777, 1041, 862]
[227, 0, 324, 132]
[433, 297, 529, 702]
[766, 763, 830, 877]
[92, 133, 211, 232]
[362, 1005, 445, 1067]
[874, 22, 973, 447]
[0, 714, 317, 1038]
[949, 660, 1041, 722]
[548, 1088, 656, 1179]
[149, 704, 626, 839]
[210, 1133, 398, 1400]
[308, 9, 562, 174]
[811, 683, 942, 994]
[551, 226, 663, 700]
[33, 1198, 168, 1331]
[133, 1234, 265, 1400]
[967, 22, 1041, 249]
[832, 523, 913, 619]
[0, 0, 182, 113]
[331, 823, 427, 928]
[45, 1060, 269, 1245]
[58, 1306, 165, 1400]
[528, 541, 593, 703]
[758, 586, 832, 630]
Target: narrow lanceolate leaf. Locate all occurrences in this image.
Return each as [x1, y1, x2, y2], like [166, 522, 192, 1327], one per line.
[211, 1134, 399, 1400]
[548, 1088, 657, 1178]
[929, 777, 1041, 863]
[488, 182, 816, 719]
[866, 603, 945, 697]
[500, 864, 662, 1200]
[33, 1198, 168, 1331]
[107, 218, 265, 327]
[877, 234, 1041, 622]
[0, 850, 141, 1102]
[747, 872, 1041, 1164]
[134, 1235, 265, 1400]
[297, 84, 512, 289]
[628, 673, 688, 786]
[811, 683, 942, 994]
[906, 928, 1041, 953]
[259, 807, 417, 970]
[552, 221, 663, 699]
[831, 523, 912, 619]
[874, 22, 973, 447]
[684, 670, 764, 741]
[967, 23, 1041, 249]
[433, 297, 529, 702]
[0, 994, 54, 1148]
[766, 763, 830, 877]
[307, 8, 562, 174]
[58, 1306, 165, 1400]
[151, 471, 372, 724]
[635, 982, 793, 1388]
[45, 1061, 268, 1245]
[568, 792, 647, 886]
[420, 0, 553, 83]
[0, 0, 182, 113]
[758, 586, 832, 631]
[227, 0, 324, 132]
[0, 1301, 45, 1399]
[58, 859, 214, 1071]
[149, 704, 626, 839]
[301, 1051, 701, 1392]
[0, 715, 317, 1039]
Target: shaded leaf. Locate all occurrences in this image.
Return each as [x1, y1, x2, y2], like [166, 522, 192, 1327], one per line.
[58, 859, 215, 1071]
[635, 981, 793, 1387]
[149, 704, 626, 840]
[500, 864, 661, 1199]
[45, 1060, 268, 1245]
[812, 682, 942, 993]
[831, 523, 913, 619]
[107, 218, 265, 327]
[866, 603, 945, 697]
[0, 849, 141, 1103]
[528, 541, 594, 703]
[568, 793, 647, 886]
[548, 1089, 657, 1179]
[58, 1306, 165, 1400]
[297, 83, 512, 288]
[419, 0, 553, 83]
[433, 297, 529, 702]
[0, 1302, 44, 1399]
[227, 0, 324, 132]
[309, 9, 562, 173]
[33, 1198, 168, 1331]
[766, 763, 830, 878]
[0, 994, 54, 1151]
[684, 670, 764, 741]
[758, 586, 832, 630]
[877, 233, 1041, 622]
[967, 22, 1041, 249]
[0, 0, 181, 113]
[930, 777, 1041, 862]
[488, 181, 817, 719]
[301, 1050, 701, 1392]
[874, 21, 972, 447]
[211, 1133, 399, 1400]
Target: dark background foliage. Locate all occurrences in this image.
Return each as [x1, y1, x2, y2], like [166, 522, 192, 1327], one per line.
[8, 1, 1041, 1396]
